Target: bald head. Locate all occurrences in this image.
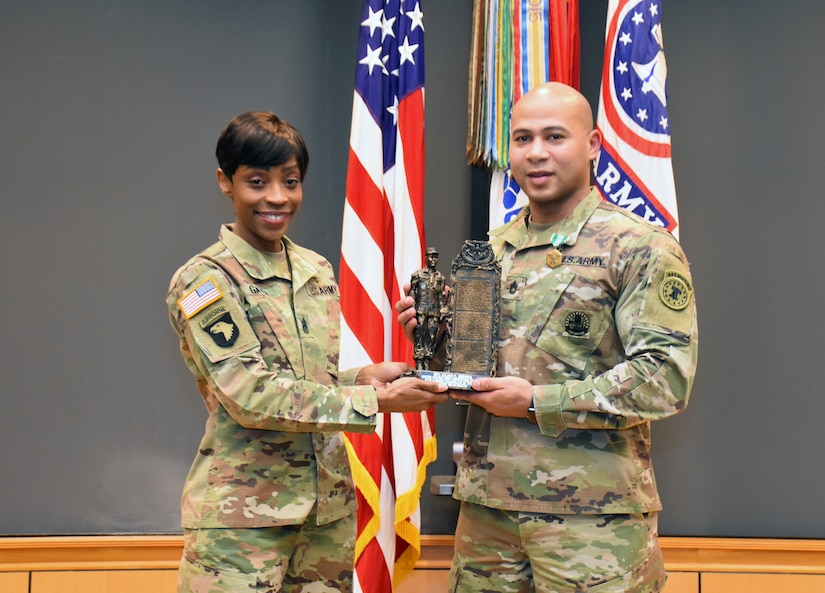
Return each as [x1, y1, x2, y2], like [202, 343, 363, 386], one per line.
[512, 82, 595, 132]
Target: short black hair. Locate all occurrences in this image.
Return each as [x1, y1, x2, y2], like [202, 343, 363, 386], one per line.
[215, 111, 309, 181]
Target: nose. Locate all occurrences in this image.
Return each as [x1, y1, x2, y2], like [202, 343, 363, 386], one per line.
[526, 139, 548, 161]
[265, 185, 288, 204]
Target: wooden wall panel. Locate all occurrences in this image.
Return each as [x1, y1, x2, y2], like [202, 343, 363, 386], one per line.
[663, 571, 698, 593]
[31, 570, 177, 593]
[396, 569, 450, 592]
[702, 572, 825, 593]
[0, 572, 28, 593]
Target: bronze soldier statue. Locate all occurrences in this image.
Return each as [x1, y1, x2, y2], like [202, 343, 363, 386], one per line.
[409, 247, 448, 370]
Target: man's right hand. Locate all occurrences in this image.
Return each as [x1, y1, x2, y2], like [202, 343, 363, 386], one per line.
[394, 282, 417, 344]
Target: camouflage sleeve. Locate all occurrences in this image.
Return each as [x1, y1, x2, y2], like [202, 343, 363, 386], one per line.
[209, 354, 379, 433]
[337, 367, 362, 386]
[168, 263, 379, 434]
[532, 234, 698, 438]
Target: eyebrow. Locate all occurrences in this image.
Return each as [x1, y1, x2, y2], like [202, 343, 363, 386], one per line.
[511, 125, 569, 137]
[247, 162, 299, 173]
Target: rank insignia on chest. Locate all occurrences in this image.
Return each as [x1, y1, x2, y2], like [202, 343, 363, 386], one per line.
[503, 277, 526, 300]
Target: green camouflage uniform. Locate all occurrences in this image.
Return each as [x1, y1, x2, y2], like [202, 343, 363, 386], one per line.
[449, 189, 698, 593]
[167, 224, 379, 592]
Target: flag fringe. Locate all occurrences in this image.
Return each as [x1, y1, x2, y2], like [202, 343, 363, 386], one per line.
[343, 435, 382, 563]
[392, 433, 438, 587]
[344, 432, 437, 574]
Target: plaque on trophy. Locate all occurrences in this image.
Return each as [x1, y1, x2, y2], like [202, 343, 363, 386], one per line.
[445, 240, 501, 380]
[410, 241, 500, 390]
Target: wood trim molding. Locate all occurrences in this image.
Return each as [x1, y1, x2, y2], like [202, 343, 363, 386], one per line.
[1, 535, 825, 574]
[659, 536, 825, 574]
[0, 535, 183, 571]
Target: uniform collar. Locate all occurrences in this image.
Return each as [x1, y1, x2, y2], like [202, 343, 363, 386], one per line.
[219, 224, 319, 289]
[490, 187, 602, 249]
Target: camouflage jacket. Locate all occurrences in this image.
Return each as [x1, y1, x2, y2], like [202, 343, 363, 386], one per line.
[166, 225, 378, 528]
[454, 189, 698, 514]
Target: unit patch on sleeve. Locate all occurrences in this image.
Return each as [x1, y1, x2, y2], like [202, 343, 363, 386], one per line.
[199, 306, 240, 348]
[199, 305, 239, 348]
[178, 278, 222, 318]
[659, 270, 693, 311]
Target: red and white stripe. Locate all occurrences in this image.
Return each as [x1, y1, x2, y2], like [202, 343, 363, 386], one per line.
[339, 4, 436, 590]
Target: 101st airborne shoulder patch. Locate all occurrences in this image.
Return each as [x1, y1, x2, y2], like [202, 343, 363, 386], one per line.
[659, 270, 693, 311]
[198, 305, 239, 348]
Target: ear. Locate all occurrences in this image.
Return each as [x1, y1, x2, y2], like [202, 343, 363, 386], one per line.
[587, 128, 602, 160]
[216, 168, 233, 198]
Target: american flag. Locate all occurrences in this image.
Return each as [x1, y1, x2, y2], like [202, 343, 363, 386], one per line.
[595, 0, 680, 237]
[339, 1, 435, 592]
[177, 278, 221, 318]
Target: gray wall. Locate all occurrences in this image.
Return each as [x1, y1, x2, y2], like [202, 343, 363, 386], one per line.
[1, 0, 823, 538]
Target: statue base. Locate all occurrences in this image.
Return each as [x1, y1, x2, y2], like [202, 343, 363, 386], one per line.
[416, 369, 478, 390]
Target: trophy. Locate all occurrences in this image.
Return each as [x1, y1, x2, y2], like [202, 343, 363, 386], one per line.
[411, 241, 501, 389]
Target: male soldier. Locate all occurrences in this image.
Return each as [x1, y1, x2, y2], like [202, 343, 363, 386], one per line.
[167, 112, 447, 593]
[409, 248, 447, 370]
[397, 82, 698, 592]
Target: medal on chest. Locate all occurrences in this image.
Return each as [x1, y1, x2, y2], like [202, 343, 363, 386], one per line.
[546, 248, 563, 268]
[546, 233, 568, 269]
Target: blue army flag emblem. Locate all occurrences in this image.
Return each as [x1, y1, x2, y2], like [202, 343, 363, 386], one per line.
[595, 0, 680, 237]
